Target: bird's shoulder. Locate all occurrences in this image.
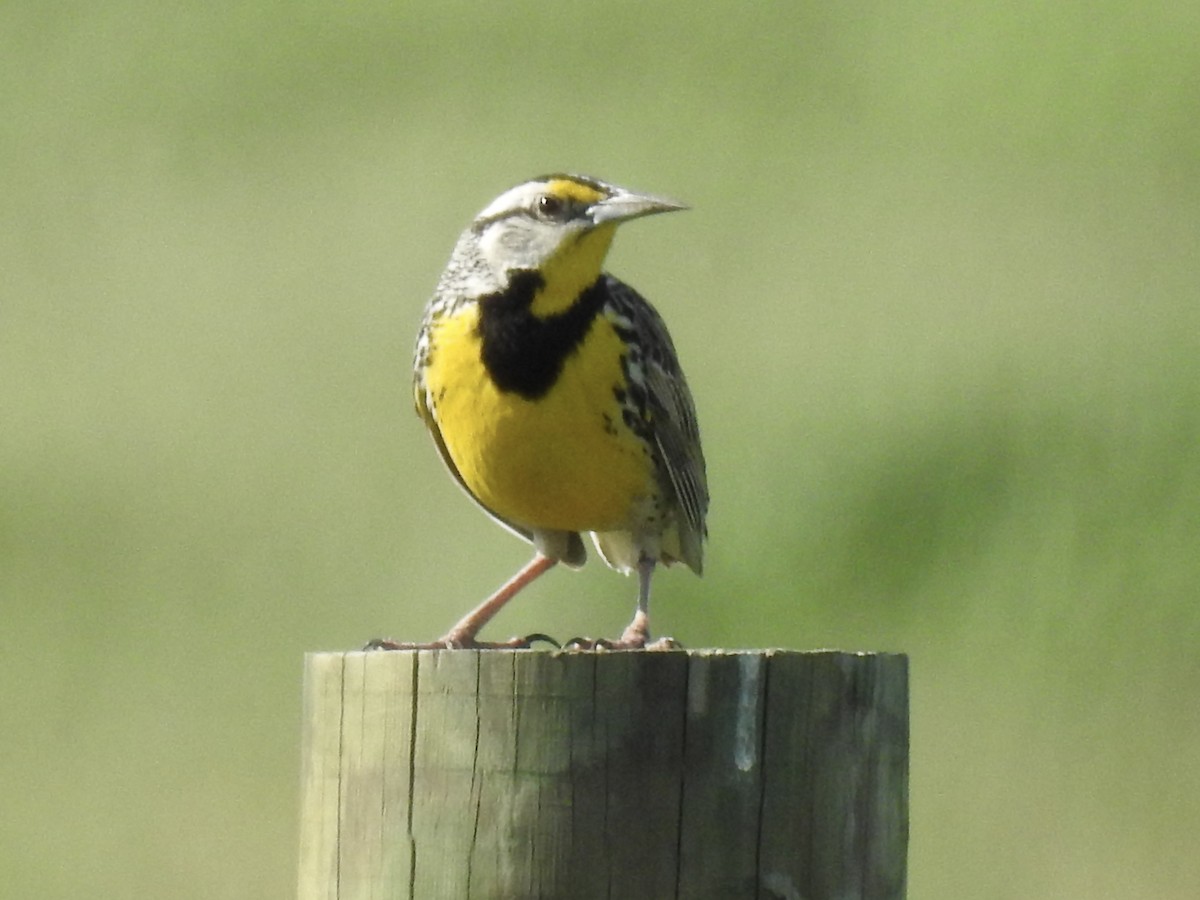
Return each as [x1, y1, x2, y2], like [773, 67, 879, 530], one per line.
[597, 275, 683, 375]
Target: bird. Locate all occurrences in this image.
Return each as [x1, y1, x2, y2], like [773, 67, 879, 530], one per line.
[375, 174, 707, 650]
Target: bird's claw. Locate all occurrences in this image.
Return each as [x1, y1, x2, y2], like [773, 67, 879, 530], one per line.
[563, 636, 615, 651]
[363, 632, 560, 651]
[561, 635, 683, 651]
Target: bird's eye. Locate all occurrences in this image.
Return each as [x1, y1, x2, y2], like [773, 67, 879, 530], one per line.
[535, 194, 566, 220]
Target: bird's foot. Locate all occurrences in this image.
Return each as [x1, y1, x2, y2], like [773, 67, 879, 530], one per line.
[364, 632, 560, 651]
[562, 633, 683, 651]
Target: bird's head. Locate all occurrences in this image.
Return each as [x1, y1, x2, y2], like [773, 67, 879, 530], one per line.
[468, 174, 686, 314]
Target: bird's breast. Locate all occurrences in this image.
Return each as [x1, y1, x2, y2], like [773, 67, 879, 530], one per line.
[422, 303, 655, 533]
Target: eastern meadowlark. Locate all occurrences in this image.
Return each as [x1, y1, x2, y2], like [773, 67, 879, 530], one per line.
[378, 174, 707, 650]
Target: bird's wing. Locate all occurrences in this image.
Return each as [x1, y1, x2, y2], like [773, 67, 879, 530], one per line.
[603, 275, 709, 571]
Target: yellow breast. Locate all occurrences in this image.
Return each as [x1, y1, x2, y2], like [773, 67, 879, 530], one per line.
[422, 303, 653, 533]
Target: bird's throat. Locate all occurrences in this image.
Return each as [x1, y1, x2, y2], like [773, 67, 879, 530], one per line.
[528, 223, 616, 318]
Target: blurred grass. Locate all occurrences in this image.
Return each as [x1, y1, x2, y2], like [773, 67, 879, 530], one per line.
[3, 1, 1199, 898]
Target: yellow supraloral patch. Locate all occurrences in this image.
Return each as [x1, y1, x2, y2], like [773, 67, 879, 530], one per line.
[545, 177, 606, 206]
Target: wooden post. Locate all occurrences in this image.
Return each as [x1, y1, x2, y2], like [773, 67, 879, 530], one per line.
[298, 649, 908, 899]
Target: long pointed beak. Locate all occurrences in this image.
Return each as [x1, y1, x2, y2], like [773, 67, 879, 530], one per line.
[588, 189, 689, 226]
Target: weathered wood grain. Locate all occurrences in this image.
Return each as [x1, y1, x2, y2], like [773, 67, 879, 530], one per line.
[298, 649, 908, 900]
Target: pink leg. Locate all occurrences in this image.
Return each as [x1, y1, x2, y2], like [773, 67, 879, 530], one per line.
[567, 557, 680, 651]
[368, 554, 558, 650]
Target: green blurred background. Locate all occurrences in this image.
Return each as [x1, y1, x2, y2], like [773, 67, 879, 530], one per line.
[4, 2, 1198, 897]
